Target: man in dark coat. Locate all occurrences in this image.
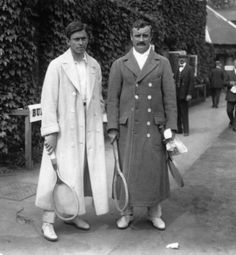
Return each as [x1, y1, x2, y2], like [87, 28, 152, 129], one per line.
[107, 19, 177, 230]
[174, 54, 194, 136]
[210, 60, 225, 108]
[224, 59, 236, 131]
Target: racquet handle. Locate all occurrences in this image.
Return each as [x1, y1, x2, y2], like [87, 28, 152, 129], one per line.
[48, 151, 57, 171]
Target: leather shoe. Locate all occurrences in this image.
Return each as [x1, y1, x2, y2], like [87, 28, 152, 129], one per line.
[65, 217, 90, 230]
[41, 223, 58, 242]
[148, 217, 166, 230]
[116, 215, 134, 229]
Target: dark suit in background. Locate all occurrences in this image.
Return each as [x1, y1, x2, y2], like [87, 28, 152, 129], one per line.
[174, 61, 194, 136]
[210, 62, 225, 108]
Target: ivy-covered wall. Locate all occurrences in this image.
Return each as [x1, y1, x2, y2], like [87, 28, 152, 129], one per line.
[0, 0, 211, 165]
[0, 0, 39, 163]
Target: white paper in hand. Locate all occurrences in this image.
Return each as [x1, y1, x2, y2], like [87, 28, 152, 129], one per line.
[230, 85, 236, 94]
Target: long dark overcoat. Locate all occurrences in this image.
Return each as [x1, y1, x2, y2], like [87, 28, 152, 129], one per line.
[107, 49, 177, 207]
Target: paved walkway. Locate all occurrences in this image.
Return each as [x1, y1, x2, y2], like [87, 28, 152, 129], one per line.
[0, 93, 235, 255]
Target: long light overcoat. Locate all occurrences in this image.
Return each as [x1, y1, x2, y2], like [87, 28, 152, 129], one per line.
[35, 49, 109, 216]
[107, 49, 177, 207]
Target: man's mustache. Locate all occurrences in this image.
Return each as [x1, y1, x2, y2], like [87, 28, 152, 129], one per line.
[137, 42, 146, 46]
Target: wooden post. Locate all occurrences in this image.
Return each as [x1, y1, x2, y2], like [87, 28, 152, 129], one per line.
[9, 108, 33, 169]
[25, 115, 33, 169]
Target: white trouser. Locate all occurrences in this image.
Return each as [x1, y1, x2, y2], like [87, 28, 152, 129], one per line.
[43, 210, 56, 224]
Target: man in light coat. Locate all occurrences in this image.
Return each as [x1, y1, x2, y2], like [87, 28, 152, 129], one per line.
[35, 21, 109, 241]
[107, 19, 177, 230]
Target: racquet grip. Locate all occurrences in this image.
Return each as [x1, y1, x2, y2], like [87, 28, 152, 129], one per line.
[48, 151, 57, 168]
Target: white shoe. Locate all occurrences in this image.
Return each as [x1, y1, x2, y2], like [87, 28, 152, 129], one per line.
[65, 217, 90, 230]
[41, 223, 58, 242]
[148, 217, 165, 230]
[116, 215, 134, 229]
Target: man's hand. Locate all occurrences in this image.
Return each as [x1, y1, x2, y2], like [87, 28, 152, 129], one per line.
[108, 129, 119, 143]
[186, 94, 192, 101]
[44, 133, 58, 155]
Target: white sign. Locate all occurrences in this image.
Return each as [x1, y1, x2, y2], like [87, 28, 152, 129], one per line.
[28, 104, 42, 123]
[225, 65, 234, 71]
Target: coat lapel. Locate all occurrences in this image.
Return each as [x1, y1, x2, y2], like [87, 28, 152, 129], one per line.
[180, 64, 188, 78]
[61, 49, 81, 93]
[136, 49, 160, 83]
[86, 55, 97, 106]
[123, 50, 141, 78]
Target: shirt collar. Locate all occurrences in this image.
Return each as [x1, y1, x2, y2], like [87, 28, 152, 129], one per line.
[133, 45, 151, 59]
[74, 52, 88, 64]
[179, 62, 186, 70]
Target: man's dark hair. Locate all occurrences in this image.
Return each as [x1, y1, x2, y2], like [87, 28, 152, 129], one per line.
[65, 20, 88, 39]
[130, 19, 152, 35]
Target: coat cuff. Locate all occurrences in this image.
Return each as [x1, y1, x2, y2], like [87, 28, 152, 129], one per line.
[41, 125, 59, 137]
[107, 122, 118, 133]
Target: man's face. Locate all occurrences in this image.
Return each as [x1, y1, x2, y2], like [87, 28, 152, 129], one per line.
[131, 26, 152, 54]
[178, 58, 186, 67]
[68, 30, 88, 56]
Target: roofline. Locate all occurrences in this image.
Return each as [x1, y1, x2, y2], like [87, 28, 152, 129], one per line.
[207, 5, 236, 29]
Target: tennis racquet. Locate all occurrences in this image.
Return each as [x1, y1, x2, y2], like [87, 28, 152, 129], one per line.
[112, 139, 129, 213]
[166, 151, 184, 187]
[48, 151, 79, 221]
[158, 125, 184, 188]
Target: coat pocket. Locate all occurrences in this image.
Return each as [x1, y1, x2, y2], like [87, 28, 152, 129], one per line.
[153, 116, 166, 126]
[119, 113, 129, 125]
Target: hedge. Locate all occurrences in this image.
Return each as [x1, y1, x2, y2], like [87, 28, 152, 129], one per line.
[0, 0, 212, 165]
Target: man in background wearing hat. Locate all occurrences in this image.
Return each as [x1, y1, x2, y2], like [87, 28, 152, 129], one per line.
[209, 60, 225, 108]
[174, 53, 194, 136]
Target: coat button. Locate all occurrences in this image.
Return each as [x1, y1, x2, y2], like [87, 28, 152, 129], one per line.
[148, 83, 152, 87]
[147, 121, 151, 126]
[147, 95, 152, 100]
[147, 108, 152, 112]
[147, 133, 151, 138]
[136, 84, 139, 87]
[72, 92, 76, 96]
[134, 95, 139, 100]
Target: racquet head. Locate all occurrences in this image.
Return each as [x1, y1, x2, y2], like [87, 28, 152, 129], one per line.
[48, 152, 79, 221]
[112, 140, 129, 213]
[53, 179, 79, 221]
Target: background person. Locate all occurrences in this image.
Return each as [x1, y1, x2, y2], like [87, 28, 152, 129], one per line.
[224, 58, 236, 131]
[174, 53, 194, 136]
[209, 60, 225, 108]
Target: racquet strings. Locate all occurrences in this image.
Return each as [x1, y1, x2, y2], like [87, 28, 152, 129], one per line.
[53, 182, 79, 220]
